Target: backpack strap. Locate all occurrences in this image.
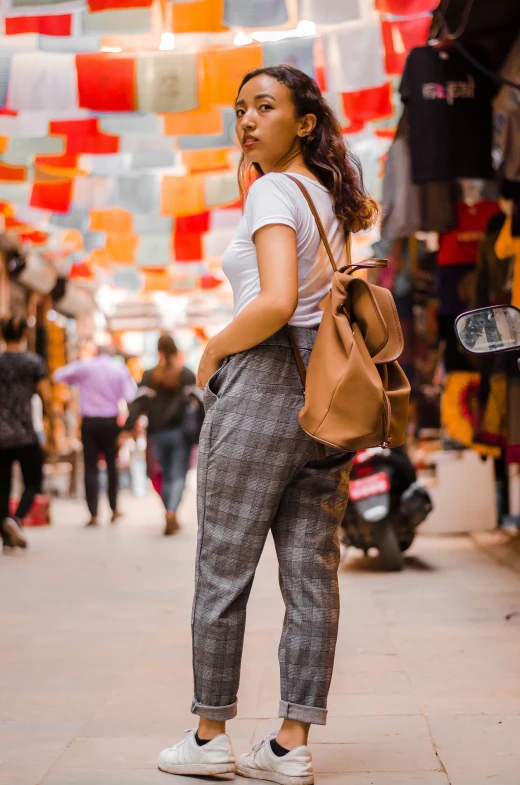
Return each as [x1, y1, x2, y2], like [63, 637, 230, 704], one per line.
[284, 174, 388, 274]
[283, 174, 341, 272]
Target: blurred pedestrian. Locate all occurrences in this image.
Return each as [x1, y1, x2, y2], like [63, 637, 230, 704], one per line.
[123, 335, 196, 535]
[0, 316, 55, 553]
[54, 347, 135, 527]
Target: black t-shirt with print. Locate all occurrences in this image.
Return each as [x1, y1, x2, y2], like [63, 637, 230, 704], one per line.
[400, 46, 494, 184]
[0, 351, 47, 449]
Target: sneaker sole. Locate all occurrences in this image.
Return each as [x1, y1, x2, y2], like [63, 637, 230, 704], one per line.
[236, 763, 314, 785]
[158, 760, 235, 776]
[3, 520, 27, 549]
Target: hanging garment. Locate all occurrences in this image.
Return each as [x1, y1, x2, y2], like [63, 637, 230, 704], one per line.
[438, 201, 502, 266]
[496, 215, 520, 309]
[136, 52, 199, 113]
[493, 32, 520, 182]
[400, 46, 494, 184]
[9, 51, 79, 112]
[380, 132, 421, 241]
[262, 36, 315, 79]
[474, 212, 511, 308]
[441, 371, 481, 448]
[223, 0, 287, 27]
[322, 20, 386, 93]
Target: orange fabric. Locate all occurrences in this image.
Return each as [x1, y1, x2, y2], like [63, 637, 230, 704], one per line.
[89, 208, 133, 234]
[30, 180, 72, 212]
[182, 148, 231, 173]
[34, 153, 87, 178]
[105, 233, 138, 264]
[200, 45, 262, 106]
[5, 14, 72, 35]
[172, 0, 227, 33]
[89, 249, 111, 269]
[0, 138, 8, 154]
[76, 53, 136, 112]
[0, 163, 27, 182]
[143, 270, 171, 292]
[162, 107, 222, 136]
[161, 175, 206, 217]
[341, 83, 393, 123]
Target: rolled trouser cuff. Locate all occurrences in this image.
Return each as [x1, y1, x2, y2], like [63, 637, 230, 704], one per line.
[278, 700, 327, 725]
[191, 699, 237, 721]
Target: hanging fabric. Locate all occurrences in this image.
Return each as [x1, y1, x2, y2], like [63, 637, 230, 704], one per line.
[136, 52, 199, 113]
[223, 0, 288, 28]
[262, 36, 315, 79]
[298, 0, 359, 24]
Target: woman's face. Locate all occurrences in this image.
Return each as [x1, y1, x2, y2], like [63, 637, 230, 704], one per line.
[235, 74, 313, 172]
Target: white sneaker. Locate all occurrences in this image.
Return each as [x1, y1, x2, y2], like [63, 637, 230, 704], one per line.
[3, 518, 28, 549]
[158, 729, 235, 776]
[236, 731, 314, 785]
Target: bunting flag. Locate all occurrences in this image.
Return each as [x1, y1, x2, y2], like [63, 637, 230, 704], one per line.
[0, 0, 424, 294]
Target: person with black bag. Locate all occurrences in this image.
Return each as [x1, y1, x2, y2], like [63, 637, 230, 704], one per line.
[123, 335, 199, 535]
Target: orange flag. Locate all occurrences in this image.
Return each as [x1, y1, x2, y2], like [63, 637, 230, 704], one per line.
[200, 44, 262, 106]
[172, 0, 228, 33]
[89, 208, 133, 234]
[161, 175, 206, 217]
[162, 107, 222, 136]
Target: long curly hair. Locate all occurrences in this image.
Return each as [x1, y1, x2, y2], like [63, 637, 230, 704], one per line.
[236, 65, 378, 233]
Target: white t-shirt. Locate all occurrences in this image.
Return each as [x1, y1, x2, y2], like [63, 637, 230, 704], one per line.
[221, 172, 346, 328]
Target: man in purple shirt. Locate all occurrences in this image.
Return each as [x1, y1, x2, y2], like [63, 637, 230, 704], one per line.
[54, 349, 136, 527]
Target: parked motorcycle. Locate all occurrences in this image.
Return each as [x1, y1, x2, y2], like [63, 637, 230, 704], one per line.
[340, 446, 433, 571]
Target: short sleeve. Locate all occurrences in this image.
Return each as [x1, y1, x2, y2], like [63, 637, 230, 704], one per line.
[245, 173, 300, 239]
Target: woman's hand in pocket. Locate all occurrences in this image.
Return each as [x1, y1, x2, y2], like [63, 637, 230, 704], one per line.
[196, 341, 225, 388]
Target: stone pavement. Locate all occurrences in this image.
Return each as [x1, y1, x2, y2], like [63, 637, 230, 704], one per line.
[1, 471, 520, 785]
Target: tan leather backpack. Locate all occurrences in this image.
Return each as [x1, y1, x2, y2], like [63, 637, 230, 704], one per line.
[285, 174, 411, 453]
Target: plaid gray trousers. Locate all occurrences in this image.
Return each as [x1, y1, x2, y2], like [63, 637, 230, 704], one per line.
[191, 327, 354, 725]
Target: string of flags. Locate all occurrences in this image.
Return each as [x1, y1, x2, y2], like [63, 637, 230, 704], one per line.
[0, 0, 435, 294]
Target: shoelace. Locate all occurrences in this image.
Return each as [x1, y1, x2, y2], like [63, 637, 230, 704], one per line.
[252, 730, 278, 754]
[168, 729, 194, 751]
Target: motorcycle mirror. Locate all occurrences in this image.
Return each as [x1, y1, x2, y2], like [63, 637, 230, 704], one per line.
[455, 305, 520, 355]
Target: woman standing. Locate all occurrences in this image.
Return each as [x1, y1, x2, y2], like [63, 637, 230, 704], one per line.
[125, 335, 195, 535]
[0, 317, 55, 552]
[158, 65, 377, 783]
